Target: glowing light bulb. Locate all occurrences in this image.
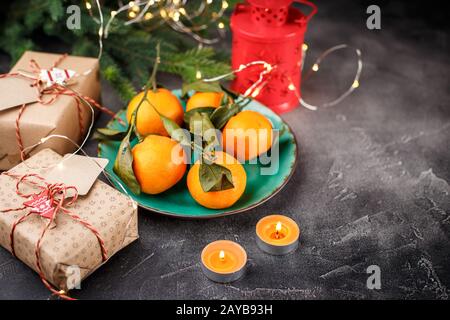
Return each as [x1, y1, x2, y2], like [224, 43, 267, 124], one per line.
[196, 70, 202, 79]
[85, 2, 92, 10]
[144, 12, 153, 20]
[219, 250, 225, 260]
[132, 5, 140, 12]
[352, 80, 360, 88]
[207, 0, 213, 4]
[218, 22, 225, 29]
[312, 63, 319, 72]
[128, 11, 137, 18]
[288, 83, 296, 91]
[251, 87, 261, 98]
[128, 1, 135, 7]
[222, 1, 229, 9]
[173, 11, 180, 21]
[179, 8, 186, 15]
[111, 10, 117, 17]
[160, 9, 167, 18]
[302, 43, 308, 51]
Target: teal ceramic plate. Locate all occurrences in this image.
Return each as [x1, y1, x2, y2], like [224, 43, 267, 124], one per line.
[98, 89, 298, 219]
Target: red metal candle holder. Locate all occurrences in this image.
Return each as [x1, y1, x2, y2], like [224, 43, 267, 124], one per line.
[230, 0, 317, 114]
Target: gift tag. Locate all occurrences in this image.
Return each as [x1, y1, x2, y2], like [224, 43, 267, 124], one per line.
[44, 154, 109, 196]
[39, 68, 76, 87]
[0, 77, 38, 111]
[23, 189, 56, 219]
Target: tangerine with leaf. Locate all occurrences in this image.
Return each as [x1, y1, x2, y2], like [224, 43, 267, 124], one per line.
[187, 151, 247, 209]
[126, 88, 184, 137]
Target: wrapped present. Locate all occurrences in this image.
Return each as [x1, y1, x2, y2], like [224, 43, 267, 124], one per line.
[0, 149, 139, 298]
[0, 51, 119, 170]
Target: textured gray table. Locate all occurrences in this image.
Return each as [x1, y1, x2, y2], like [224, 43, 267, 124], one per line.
[0, 1, 449, 299]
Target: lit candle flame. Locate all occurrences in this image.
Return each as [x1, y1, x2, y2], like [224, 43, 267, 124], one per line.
[276, 222, 282, 232]
[275, 221, 282, 239]
[219, 250, 225, 261]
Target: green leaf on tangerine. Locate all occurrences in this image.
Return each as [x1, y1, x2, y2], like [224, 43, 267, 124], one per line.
[199, 161, 234, 192]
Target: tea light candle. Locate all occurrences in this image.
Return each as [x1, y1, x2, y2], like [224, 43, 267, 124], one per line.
[256, 215, 300, 255]
[201, 240, 247, 283]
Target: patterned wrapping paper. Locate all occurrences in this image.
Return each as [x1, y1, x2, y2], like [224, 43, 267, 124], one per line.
[0, 51, 100, 170]
[0, 149, 139, 291]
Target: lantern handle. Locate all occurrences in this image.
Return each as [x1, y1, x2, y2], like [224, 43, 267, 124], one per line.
[294, 0, 317, 23]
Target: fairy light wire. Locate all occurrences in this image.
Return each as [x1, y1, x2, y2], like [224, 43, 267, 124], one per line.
[201, 43, 362, 111]
[95, 0, 104, 59]
[90, 0, 229, 47]
[15, 133, 138, 211]
[20, 86, 96, 171]
[299, 44, 363, 109]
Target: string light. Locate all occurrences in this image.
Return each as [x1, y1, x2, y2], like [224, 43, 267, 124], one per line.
[18, 83, 137, 214]
[95, 0, 104, 59]
[299, 44, 363, 109]
[85, 2, 362, 110]
[173, 11, 180, 22]
[90, 0, 231, 48]
[250, 87, 261, 98]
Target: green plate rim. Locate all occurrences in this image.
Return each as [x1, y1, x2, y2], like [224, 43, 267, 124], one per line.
[98, 94, 298, 219]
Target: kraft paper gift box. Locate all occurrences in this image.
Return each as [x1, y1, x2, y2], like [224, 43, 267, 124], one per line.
[0, 51, 101, 170]
[0, 149, 139, 291]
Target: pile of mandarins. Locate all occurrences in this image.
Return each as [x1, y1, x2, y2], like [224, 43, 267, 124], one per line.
[126, 89, 273, 209]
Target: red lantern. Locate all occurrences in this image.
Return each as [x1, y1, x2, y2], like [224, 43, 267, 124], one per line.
[230, 0, 317, 114]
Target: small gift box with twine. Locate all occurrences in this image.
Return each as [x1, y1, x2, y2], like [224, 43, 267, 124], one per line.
[0, 149, 139, 299]
[0, 51, 122, 170]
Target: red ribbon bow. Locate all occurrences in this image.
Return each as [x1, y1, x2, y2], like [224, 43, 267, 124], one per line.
[1, 172, 108, 300]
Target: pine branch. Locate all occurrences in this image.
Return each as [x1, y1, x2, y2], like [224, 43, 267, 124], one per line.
[0, 0, 234, 102]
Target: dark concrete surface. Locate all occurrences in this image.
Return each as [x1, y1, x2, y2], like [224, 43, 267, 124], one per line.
[0, 1, 449, 299]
